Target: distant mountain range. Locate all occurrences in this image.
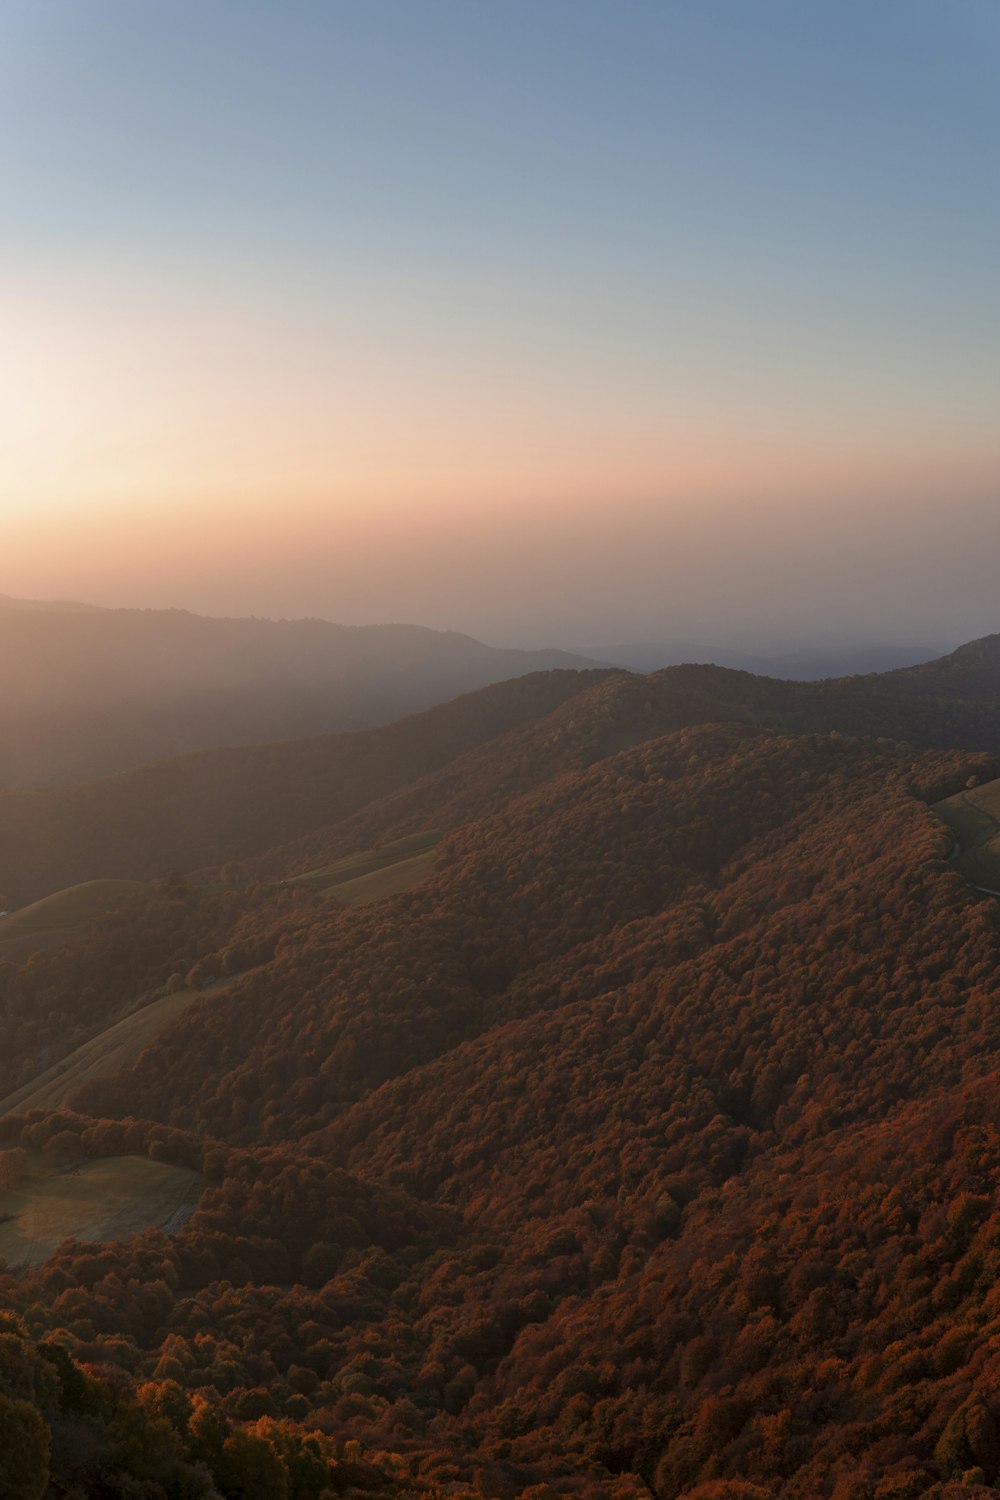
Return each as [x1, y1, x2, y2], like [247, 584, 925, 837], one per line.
[0, 593, 600, 788]
[0, 591, 104, 613]
[0, 592, 963, 789]
[586, 637, 951, 678]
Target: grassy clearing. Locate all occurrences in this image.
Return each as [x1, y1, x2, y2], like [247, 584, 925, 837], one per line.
[285, 830, 440, 903]
[324, 849, 437, 907]
[0, 1150, 202, 1271]
[935, 779, 1000, 889]
[0, 879, 148, 961]
[0, 975, 235, 1119]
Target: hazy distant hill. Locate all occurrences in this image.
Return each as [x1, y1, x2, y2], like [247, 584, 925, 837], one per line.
[0, 591, 101, 613]
[0, 595, 600, 787]
[589, 636, 949, 678]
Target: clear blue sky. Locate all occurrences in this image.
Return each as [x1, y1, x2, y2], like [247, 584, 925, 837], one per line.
[2, 1, 999, 647]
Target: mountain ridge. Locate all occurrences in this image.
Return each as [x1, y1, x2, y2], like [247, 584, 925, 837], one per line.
[7, 630, 1000, 908]
[0, 595, 603, 789]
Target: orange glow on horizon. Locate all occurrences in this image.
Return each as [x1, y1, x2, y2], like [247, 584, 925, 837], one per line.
[3, 265, 999, 636]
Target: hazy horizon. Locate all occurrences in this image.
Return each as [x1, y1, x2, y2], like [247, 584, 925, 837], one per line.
[4, 1, 999, 651]
[0, 581, 968, 666]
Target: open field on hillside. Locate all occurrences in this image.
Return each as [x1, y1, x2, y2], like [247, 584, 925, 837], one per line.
[285, 830, 439, 905]
[935, 778, 1000, 889]
[0, 1151, 202, 1271]
[0, 978, 232, 1118]
[327, 849, 437, 906]
[0, 878, 148, 961]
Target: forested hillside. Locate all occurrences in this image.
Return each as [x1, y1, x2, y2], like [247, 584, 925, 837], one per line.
[8, 633, 1000, 910]
[0, 670, 610, 909]
[5, 654, 1000, 1497]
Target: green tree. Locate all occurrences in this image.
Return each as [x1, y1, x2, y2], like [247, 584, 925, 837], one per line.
[43, 1130, 82, 1167]
[216, 1430, 289, 1499]
[935, 1394, 1000, 1478]
[0, 1393, 50, 1500]
[187, 1396, 230, 1468]
[0, 1326, 60, 1409]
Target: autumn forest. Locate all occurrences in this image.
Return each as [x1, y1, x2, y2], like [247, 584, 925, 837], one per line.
[5, 636, 1000, 1498]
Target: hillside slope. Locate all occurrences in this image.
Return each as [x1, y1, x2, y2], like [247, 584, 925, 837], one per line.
[7, 651, 1000, 1495]
[0, 594, 600, 788]
[4, 716, 1000, 1495]
[8, 633, 1000, 909]
[0, 668, 610, 907]
[67, 726, 991, 1145]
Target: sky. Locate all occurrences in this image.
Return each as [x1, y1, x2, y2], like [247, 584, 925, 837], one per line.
[2, 0, 999, 649]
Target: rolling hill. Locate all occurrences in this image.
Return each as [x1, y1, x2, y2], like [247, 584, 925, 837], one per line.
[8, 632, 1000, 910]
[0, 975, 233, 1118]
[0, 877, 149, 961]
[0, 667, 611, 908]
[0, 593, 601, 789]
[6, 644, 1000, 1496]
